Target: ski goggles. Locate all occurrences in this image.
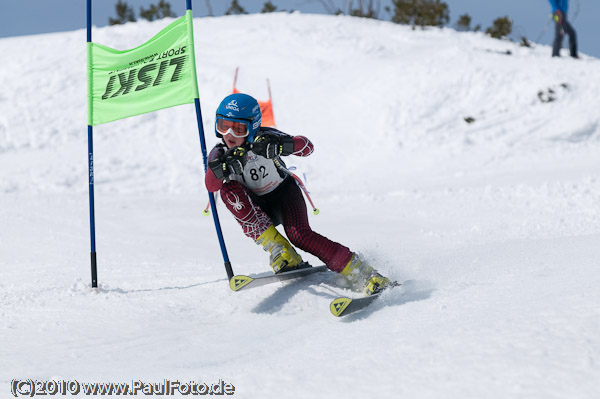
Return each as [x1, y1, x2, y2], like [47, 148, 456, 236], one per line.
[215, 116, 250, 138]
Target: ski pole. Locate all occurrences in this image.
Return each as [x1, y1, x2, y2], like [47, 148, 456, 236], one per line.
[273, 160, 320, 215]
[203, 161, 320, 216]
[572, 0, 580, 22]
[203, 196, 216, 216]
[536, 16, 553, 43]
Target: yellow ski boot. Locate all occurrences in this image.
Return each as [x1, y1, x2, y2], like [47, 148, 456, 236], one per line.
[341, 253, 391, 295]
[256, 225, 304, 274]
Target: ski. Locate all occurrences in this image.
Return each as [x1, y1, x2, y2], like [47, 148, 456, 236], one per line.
[330, 294, 381, 317]
[229, 264, 328, 292]
[330, 282, 401, 317]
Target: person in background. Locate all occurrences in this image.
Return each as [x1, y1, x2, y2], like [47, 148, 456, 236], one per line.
[205, 93, 392, 296]
[548, 0, 578, 58]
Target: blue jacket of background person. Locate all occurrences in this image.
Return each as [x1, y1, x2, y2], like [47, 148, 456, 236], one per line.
[549, 0, 568, 13]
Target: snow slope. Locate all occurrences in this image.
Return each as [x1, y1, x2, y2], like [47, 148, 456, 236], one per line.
[1, 12, 600, 399]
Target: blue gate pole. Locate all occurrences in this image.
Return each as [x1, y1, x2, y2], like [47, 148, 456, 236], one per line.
[187, 0, 234, 280]
[195, 100, 234, 280]
[87, 0, 98, 289]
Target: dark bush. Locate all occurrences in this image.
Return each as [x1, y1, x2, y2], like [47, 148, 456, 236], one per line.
[109, 0, 136, 25]
[261, 1, 277, 13]
[391, 0, 449, 28]
[456, 14, 471, 31]
[486, 16, 512, 39]
[225, 0, 248, 15]
[140, 1, 177, 22]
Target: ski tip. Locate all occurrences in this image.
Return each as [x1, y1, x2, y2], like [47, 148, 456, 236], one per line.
[330, 297, 352, 317]
[229, 275, 254, 291]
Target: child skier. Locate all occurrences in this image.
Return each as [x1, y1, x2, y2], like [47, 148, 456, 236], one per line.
[205, 93, 391, 295]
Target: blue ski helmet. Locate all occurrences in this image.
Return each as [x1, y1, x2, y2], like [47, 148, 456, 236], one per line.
[215, 93, 262, 143]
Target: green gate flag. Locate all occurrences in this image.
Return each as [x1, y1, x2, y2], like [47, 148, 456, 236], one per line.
[88, 11, 199, 126]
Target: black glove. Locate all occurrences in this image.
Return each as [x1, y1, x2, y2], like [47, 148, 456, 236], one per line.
[251, 134, 295, 159]
[208, 146, 248, 179]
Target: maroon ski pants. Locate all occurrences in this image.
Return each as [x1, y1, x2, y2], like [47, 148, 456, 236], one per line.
[219, 178, 352, 272]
